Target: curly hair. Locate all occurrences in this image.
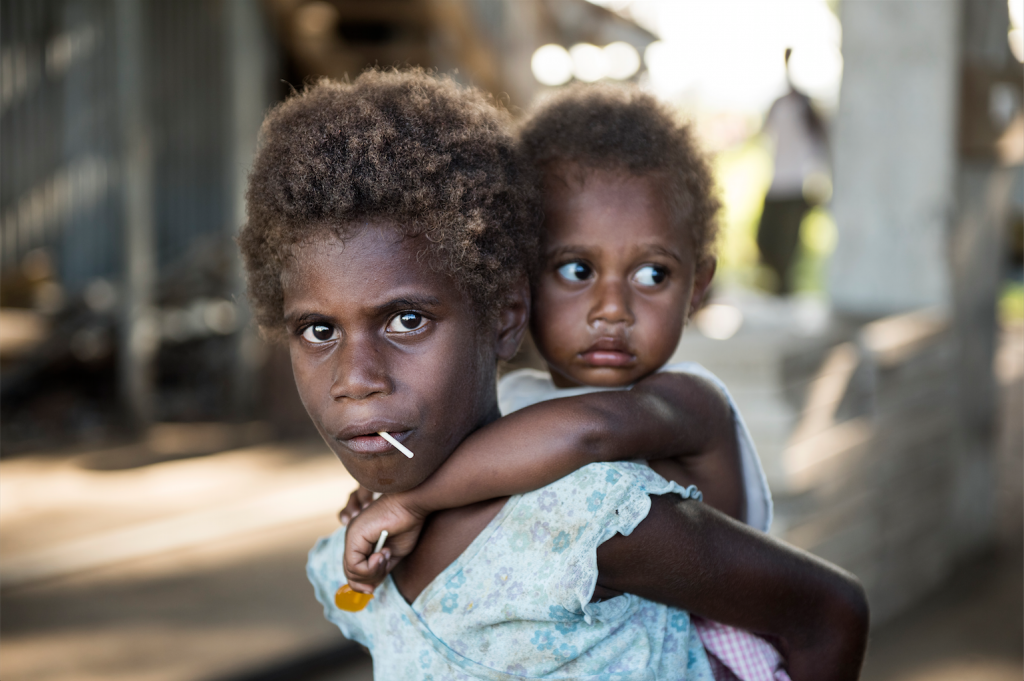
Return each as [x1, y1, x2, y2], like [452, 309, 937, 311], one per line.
[239, 68, 541, 340]
[519, 84, 719, 263]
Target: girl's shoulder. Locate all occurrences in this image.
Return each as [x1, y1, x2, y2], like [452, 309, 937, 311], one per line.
[498, 368, 623, 415]
[407, 462, 710, 677]
[497, 368, 557, 414]
[657, 360, 721, 385]
[433, 461, 702, 621]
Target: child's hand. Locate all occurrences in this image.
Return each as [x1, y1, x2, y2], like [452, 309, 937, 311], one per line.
[343, 494, 427, 593]
[339, 485, 375, 526]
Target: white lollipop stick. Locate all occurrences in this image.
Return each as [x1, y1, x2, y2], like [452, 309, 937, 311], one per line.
[374, 530, 389, 554]
[378, 431, 414, 458]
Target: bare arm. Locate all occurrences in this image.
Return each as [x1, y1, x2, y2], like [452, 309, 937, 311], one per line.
[344, 372, 744, 591]
[596, 496, 870, 681]
[404, 371, 742, 518]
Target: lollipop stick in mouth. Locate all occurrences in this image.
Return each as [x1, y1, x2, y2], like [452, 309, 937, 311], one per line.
[378, 431, 414, 458]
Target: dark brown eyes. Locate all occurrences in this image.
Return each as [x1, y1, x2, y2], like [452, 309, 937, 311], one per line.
[301, 324, 337, 343]
[386, 312, 426, 333]
[299, 312, 427, 344]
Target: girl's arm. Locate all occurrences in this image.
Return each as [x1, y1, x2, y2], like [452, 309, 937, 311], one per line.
[597, 495, 869, 681]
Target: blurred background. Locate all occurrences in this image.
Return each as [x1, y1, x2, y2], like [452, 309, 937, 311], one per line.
[0, 1, 1021, 680]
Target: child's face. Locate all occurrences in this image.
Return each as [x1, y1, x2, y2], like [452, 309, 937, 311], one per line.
[282, 226, 507, 493]
[532, 169, 713, 388]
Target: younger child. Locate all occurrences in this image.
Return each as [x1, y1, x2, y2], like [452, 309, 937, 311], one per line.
[342, 85, 801, 679]
[244, 69, 867, 680]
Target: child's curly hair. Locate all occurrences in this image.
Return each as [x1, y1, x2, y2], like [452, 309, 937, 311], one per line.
[520, 84, 719, 264]
[239, 68, 541, 340]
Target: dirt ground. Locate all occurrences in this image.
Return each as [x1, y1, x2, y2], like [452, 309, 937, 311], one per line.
[860, 547, 1023, 681]
[859, 322, 1023, 681]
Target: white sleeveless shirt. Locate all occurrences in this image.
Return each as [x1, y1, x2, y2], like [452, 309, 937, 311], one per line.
[497, 361, 773, 533]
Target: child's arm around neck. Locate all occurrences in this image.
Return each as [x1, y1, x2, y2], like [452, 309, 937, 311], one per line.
[406, 369, 744, 519]
[343, 370, 744, 589]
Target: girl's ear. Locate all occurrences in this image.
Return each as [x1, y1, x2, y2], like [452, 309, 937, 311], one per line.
[689, 257, 716, 315]
[495, 277, 530, 361]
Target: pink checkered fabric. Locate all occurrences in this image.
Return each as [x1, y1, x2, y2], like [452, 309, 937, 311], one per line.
[693, 616, 792, 681]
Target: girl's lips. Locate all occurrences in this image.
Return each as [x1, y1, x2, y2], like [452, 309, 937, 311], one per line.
[343, 431, 410, 455]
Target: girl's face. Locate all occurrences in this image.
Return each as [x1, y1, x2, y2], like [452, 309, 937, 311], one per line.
[282, 226, 517, 492]
[532, 169, 714, 388]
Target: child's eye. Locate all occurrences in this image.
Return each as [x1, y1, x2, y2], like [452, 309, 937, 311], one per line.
[633, 265, 668, 287]
[301, 323, 338, 343]
[386, 312, 427, 334]
[556, 261, 593, 282]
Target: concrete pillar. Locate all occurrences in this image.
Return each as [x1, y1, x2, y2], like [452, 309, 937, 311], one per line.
[227, 0, 274, 420]
[947, 0, 1019, 557]
[829, 0, 962, 317]
[116, 0, 157, 428]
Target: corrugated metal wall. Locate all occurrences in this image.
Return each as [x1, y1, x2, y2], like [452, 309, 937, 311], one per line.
[1, 0, 234, 296]
[148, 0, 231, 274]
[1, 0, 122, 293]
[1, 0, 274, 432]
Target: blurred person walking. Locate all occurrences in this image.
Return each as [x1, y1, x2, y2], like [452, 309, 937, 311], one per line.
[757, 48, 830, 295]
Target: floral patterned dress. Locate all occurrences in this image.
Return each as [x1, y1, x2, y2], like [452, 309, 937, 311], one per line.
[308, 461, 715, 680]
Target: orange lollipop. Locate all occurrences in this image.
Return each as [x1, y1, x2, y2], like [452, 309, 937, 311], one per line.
[335, 584, 374, 611]
[334, 530, 388, 612]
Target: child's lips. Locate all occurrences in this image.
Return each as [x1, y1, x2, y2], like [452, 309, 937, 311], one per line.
[580, 340, 635, 367]
[580, 350, 635, 367]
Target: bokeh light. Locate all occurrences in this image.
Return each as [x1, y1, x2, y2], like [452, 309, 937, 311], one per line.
[531, 44, 573, 86]
[569, 43, 608, 83]
[603, 41, 641, 80]
[1008, 2, 1023, 65]
[694, 304, 744, 340]
[532, 41, 641, 86]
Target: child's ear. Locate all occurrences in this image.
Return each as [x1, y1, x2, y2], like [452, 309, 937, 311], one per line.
[495, 277, 530, 361]
[689, 257, 716, 314]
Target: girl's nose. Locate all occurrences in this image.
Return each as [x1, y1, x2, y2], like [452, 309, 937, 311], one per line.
[329, 333, 393, 400]
[589, 277, 634, 327]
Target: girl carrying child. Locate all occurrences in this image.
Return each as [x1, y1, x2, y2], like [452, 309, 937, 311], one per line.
[239, 69, 868, 680]
[345, 84, 788, 679]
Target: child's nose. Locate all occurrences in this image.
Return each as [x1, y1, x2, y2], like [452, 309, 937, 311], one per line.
[329, 333, 393, 400]
[589, 277, 634, 326]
